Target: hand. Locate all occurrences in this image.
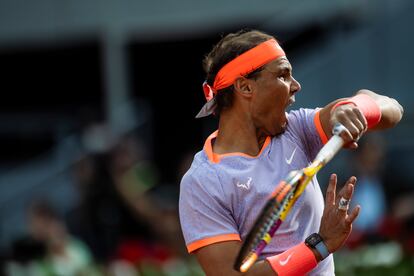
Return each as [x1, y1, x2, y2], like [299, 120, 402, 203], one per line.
[330, 103, 367, 149]
[318, 174, 360, 253]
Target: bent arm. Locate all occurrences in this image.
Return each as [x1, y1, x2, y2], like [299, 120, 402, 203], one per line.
[195, 240, 322, 276]
[193, 176, 360, 276]
[195, 241, 274, 276]
[319, 89, 403, 140]
[357, 89, 404, 130]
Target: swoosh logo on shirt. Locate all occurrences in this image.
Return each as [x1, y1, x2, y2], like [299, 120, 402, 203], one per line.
[285, 147, 297, 165]
[279, 252, 293, 266]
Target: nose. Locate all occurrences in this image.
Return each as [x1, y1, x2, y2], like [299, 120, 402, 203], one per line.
[291, 76, 301, 94]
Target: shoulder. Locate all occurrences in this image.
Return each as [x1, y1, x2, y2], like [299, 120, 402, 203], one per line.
[180, 150, 223, 196]
[182, 151, 217, 181]
[287, 108, 319, 125]
[284, 108, 321, 136]
[282, 107, 325, 159]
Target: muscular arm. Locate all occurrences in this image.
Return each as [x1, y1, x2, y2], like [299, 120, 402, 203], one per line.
[195, 240, 322, 276]
[319, 89, 403, 141]
[358, 89, 404, 130]
[193, 175, 359, 275]
[195, 241, 275, 276]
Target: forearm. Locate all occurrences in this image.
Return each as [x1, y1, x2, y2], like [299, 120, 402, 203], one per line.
[235, 260, 276, 276]
[196, 241, 322, 276]
[247, 247, 322, 276]
[198, 255, 275, 276]
[319, 89, 403, 139]
[356, 89, 403, 130]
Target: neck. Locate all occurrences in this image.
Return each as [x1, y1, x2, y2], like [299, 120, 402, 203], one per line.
[213, 110, 267, 156]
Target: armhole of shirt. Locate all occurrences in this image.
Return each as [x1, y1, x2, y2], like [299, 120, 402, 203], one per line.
[313, 110, 329, 145]
[187, 233, 241, 253]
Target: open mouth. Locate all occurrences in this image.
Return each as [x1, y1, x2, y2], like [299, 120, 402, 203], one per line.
[281, 96, 296, 130]
[287, 95, 295, 106]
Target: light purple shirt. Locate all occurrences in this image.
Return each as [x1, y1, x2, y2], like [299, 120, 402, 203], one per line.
[179, 108, 334, 275]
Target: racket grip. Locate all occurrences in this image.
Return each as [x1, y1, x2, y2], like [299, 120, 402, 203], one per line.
[314, 124, 346, 165]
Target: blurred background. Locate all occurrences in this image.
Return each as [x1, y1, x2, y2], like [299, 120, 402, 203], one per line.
[0, 0, 413, 275]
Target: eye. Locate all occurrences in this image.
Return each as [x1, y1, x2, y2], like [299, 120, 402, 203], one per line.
[278, 73, 289, 81]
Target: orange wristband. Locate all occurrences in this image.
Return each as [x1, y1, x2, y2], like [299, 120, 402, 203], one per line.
[332, 94, 381, 128]
[266, 243, 317, 276]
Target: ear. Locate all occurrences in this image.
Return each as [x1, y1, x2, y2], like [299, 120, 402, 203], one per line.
[233, 77, 254, 98]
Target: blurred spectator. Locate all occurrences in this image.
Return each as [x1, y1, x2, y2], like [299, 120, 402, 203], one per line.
[67, 152, 153, 264]
[389, 189, 414, 256]
[335, 134, 414, 275]
[4, 236, 47, 276]
[350, 134, 387, 238]
[108, 134, 159, 224]
[5, 199, 96, 276]
[107, 136, 202, 275]
[28, 200, 95, 275]
[66, 125, 203, 275]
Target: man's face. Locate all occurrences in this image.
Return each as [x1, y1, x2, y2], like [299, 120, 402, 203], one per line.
[249, 57, 301, 136]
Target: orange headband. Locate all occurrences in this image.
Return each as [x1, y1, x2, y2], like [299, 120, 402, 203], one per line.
[203, 39, 286, 101]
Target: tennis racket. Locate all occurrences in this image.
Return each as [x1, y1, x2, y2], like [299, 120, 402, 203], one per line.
[234, 123, 347, 272]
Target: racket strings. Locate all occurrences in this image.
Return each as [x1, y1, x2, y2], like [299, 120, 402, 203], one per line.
[251, 187, 296, 250]
[236, 128, 346, 272]
[237, 175, 303, 270]
[239, 192, 295, 270]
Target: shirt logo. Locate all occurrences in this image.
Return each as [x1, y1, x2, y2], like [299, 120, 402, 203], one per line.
[279, 252, 293, 266]
[285, 147, 297, 165]
[236, 177, 253, 190]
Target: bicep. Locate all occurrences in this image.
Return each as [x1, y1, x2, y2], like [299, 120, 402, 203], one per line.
[195, 241, 275, 276]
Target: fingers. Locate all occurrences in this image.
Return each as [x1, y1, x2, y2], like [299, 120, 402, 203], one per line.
[353, 108, 368, 133]
[339, 127, 355, 144]
[325, 174, 337, 206]
[332, 105, 367, 143]
[343, 122, 360, 141]
[347, 141, 359, 149]
[344, 179, 355, 201]
[339, 120, 363, 142]
[345, 205, 361, 224]
[336, 176, 357, 214]
[346, 107, 366, 139]
[337, 176, 357, 201]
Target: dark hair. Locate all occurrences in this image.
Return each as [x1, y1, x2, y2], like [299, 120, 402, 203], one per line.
[203, 29, 274, 115]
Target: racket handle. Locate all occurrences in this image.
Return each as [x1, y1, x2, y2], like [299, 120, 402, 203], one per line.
[313, 124, 346, 165]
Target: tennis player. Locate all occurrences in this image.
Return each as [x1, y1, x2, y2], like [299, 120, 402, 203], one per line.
[179, 29, 403, 275]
